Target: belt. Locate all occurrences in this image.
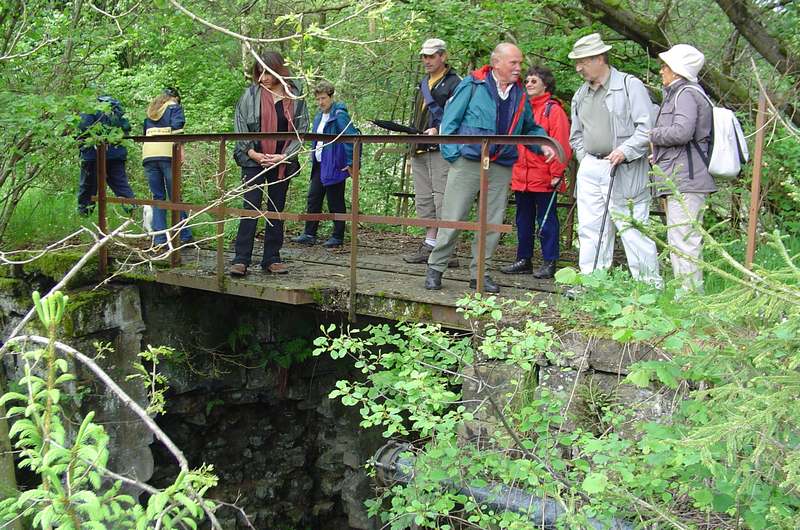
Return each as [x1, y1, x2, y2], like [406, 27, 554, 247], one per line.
[415, 145, 439, 154]
[588, 152, 633, 165]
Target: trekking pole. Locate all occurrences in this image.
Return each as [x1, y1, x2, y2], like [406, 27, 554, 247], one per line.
[592, 164, 618, 272]
[536, 177, 562, 239]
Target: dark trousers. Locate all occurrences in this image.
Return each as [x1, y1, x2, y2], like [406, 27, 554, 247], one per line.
[233, 166, 290, 268]
[78, 159, 134, 211]
[303, 162, 346, 240]
[515, 191, 559, 262]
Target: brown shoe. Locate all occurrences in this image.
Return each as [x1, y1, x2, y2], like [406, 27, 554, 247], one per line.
[403, 242, 434, 264]
[229, 263, 247, 277]
[263, 262, 288, 274]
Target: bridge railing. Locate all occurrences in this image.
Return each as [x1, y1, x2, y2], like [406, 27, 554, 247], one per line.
[95, 132, 563, 320]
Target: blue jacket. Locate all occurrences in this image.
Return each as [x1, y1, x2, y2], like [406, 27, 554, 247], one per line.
[78, 97, 131, 161]
[310, 102, 359, 186]
[143, 100, 186, 163]
[440, 66, 546, 167]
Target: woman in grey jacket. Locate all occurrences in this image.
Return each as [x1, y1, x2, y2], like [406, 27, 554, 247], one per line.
[229, 51, 308, 277]
[650, 44, 714, 293]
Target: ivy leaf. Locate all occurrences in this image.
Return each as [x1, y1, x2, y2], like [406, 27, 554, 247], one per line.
[581, 472, 608, 494]
[554, 267, 579, 285]
[626, 368, 652, 388]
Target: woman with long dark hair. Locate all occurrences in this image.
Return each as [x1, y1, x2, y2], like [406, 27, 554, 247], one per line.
[229, 51, 308, 277]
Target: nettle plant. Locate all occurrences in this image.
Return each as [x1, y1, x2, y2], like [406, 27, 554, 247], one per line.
[0, 292, 218, 529]
[315, 263, 800, 529]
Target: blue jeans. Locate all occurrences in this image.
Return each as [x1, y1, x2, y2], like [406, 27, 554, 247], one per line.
[515, 191, 559, 262]
[144, 160, 191, 244]
[78, 159, 134, 212]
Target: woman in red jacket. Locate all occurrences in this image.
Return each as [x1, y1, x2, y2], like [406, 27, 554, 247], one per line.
[501, 66, 572, 278]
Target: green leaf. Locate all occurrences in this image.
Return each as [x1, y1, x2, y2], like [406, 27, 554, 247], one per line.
[554, 267, 579, 284]
[581, 472, 608, 494]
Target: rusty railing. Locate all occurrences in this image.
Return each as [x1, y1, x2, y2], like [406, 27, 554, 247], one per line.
[95, 133, 564, 320]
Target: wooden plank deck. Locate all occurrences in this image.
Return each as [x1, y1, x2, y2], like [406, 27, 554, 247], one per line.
[155, 237, 561, 330]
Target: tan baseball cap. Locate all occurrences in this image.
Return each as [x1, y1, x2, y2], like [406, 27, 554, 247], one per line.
[419, 38, 446, 55]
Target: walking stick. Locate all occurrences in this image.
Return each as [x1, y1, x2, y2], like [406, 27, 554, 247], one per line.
[536, 177, 562, 238]
[592, 164, 619, 272]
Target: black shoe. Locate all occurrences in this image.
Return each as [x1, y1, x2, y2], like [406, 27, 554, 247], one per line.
[404, 242, 434, 264]
[424, 267, 443, 290]
[469, 276, 500, 293]
[501, 258, 532, 274]
[532, 260, 556, 279]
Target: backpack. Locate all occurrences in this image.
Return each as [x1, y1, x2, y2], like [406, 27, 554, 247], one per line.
[675, 85, 749, 180]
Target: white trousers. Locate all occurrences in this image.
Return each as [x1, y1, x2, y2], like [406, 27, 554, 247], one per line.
[666, 192, 706, 293]
[576, 156, 661, 285]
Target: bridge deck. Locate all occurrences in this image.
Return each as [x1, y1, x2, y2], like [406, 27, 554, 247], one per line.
[154, 235, 561, 330]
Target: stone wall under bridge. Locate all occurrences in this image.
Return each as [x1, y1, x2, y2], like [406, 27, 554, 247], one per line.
[0, 262, 679, 529]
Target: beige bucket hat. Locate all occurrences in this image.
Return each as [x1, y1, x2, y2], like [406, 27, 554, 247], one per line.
[568, 33, 612, 60]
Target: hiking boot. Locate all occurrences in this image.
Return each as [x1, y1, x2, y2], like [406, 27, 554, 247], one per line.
[501, 258, 532, 274]
[424, 267, 443, 290]
[262, 262, 288, 274]
[292, 233, 317, 245]
[229, 263, 247, 277]
[469, 276, 500, 294]
[322, 237, 344, 248]
[532, 260, 556, 279]
[404, 242, 434, 264]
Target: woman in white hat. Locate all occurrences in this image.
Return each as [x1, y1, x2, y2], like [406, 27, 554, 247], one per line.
[650, 44, 715, 294]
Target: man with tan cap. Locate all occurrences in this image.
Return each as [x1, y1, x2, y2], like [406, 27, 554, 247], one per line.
[568, 33, 661, 285]
[403, 38, 461, 264]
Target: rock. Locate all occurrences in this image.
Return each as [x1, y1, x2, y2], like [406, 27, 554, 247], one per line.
[537, 365, 680, 438]
[554, 331, 660, 375]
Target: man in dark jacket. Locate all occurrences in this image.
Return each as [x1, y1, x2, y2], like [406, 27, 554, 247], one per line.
[77, 96, 135, 216]
[403, 38, 462, 264]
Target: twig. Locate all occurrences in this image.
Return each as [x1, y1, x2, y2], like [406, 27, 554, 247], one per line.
[1, 220, 133, 356]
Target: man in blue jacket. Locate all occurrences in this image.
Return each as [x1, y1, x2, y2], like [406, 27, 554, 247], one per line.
[425, 43, 556, 293]
[77, 96, 135, 216]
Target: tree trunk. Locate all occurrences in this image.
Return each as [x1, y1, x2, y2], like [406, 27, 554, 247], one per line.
[578, 0, 800, 127]
[0, 368, 23, 530]
[713, 0, 800, 78]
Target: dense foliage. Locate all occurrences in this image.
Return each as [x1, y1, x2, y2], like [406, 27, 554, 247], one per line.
[314, 237, 800, 528]
[0, 0, 798, 246]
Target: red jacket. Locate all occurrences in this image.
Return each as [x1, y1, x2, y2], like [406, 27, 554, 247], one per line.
[511, 92, 572, 193]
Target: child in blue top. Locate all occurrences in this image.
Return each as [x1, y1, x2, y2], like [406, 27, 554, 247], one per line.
[292, 81, 359, 248]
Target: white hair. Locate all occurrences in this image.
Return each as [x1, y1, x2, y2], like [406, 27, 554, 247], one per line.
[490, 42, 518, 64]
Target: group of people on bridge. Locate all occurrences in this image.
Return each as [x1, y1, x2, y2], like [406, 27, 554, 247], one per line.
[79, 33, 717, 295]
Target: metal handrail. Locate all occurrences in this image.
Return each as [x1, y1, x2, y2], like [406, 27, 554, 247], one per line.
[95, 132, 564, 320]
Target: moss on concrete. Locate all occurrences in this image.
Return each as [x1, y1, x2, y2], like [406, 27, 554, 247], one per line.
[61, 288, 115, 337]
[21, 251, 99, 288]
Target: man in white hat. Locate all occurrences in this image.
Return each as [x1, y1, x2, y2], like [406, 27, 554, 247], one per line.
[403, 38, 462, 265]
[568, 33, 662, 286]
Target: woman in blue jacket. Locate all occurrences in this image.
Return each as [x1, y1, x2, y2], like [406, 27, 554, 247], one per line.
[292, 81, 359, 248]
[142, 88, 190, 245]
